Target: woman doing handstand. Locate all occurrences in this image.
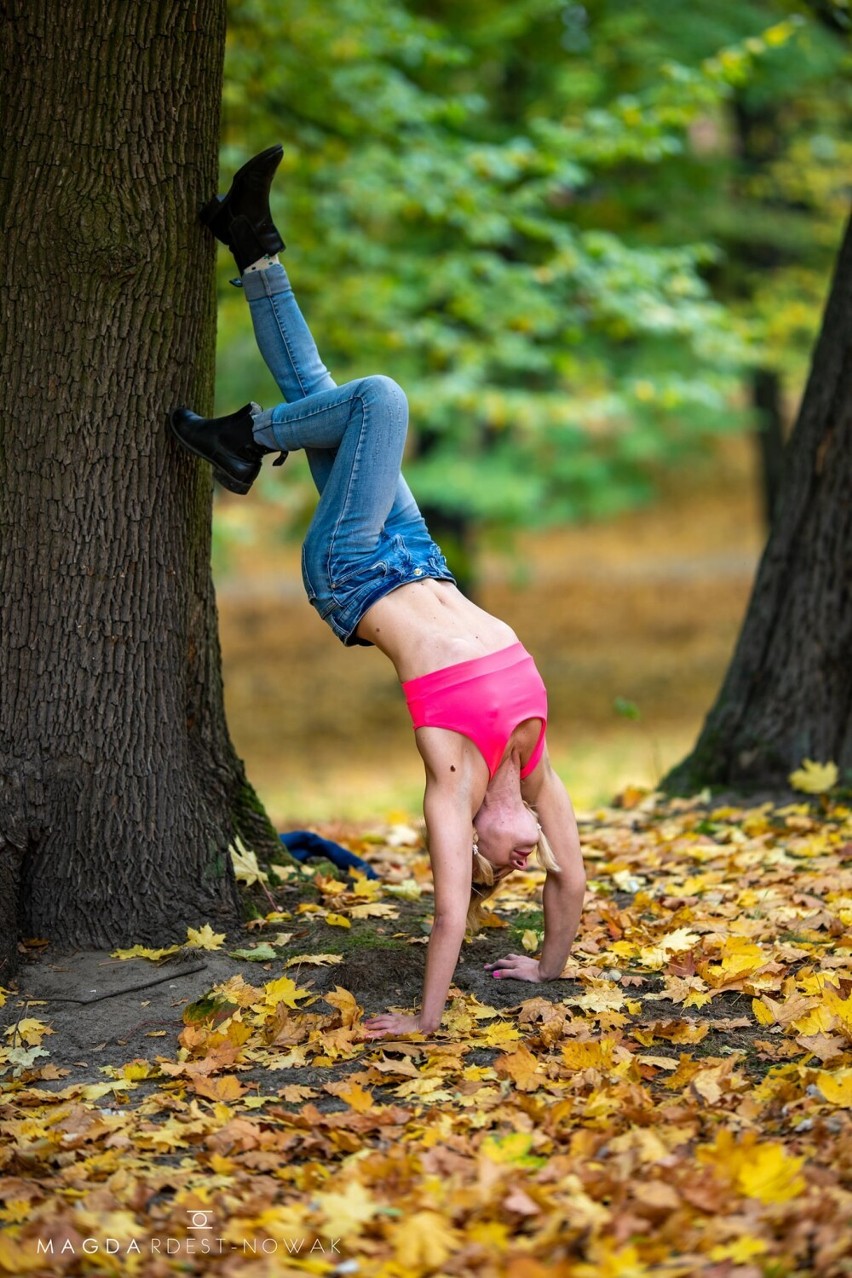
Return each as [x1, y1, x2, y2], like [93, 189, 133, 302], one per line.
[171, 146, 586, 1038]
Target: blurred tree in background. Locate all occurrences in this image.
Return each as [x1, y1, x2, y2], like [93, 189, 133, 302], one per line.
[214, 0, 850, 582]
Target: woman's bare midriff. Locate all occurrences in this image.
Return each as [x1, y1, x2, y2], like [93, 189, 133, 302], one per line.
[356, 579, 519, 683]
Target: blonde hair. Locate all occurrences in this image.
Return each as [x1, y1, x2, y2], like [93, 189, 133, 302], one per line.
[466, 805, 559, 933]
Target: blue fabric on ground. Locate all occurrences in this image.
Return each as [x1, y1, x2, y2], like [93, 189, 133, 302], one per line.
[279, 830, 379, 880]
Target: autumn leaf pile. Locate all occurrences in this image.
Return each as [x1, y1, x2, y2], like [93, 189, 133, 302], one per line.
[1, 793, 851, 1277]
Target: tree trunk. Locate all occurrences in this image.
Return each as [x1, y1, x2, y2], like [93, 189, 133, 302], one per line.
[665, 209, 852, 792]
[729, 96, 789, 537]
[0, 0, 279, 981]
[751, 367, 786, 529]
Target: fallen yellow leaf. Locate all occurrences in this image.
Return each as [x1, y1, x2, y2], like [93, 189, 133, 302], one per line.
[494, 1042, 546, 1091]
[110, 943, 181, 960]
[392, 1210, 460, 1270]
[186, 924, 226, 950]
[816, 1068, 852, 1107]
[230, 836, 269, 885]
[314, 1179, 380, 1235]
[3, 1019, 53, 1047]
[788, 758, 838, 793]
[192, 1074, 246, 1102]
[263, 976, 312, 1009]
[737, 1143, 806, 1204]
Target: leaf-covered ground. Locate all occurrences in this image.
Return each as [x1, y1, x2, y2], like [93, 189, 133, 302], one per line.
[1, 792, 851, 1277]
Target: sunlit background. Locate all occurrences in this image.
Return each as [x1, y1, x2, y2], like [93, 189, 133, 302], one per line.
[211, 0, 850, 825]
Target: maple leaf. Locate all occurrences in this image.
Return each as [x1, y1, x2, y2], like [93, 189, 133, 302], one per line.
[638, 927, 702, 971]
[752, 996, 778, 1026]
[3, 1046, 49, 1074]
[793, 1032, 849, 1063]
[637, 1054, 678, 1071]
[0, 1199, 31, 1225]
[191, 1075, 246, 1102]
[110, 943, 181, 960]
[284, 953, 343, 967]
[392, 1210, 461, 1270]
[704, 937, 769, 984]
[323, 1080, 374, 1113]
[267, 1046, 309, 1070]
[348, 902, 398, 919]
[479, 1020, 522, 1047]
[230, 837, 269, 885]
[4, 1019, 53, 1047]
[494, 1042, 545, 1092]
[262, 976, 313, 1010]
[697, 1130, 806, 1205]
[709, 1236, 769, 1264]
[182, 993, 240, 1029]
[815, 1068, 852, 1106]
[737, 1143, 806, 1203]
[323, 911, 352, 928]
[185, 924, 226, 950]
[383, 878, 421, 899]
[323, 986, 362, 1029]
[561, 1039, 621, 1072]
[788, 758, 838, 793]
[278, 1084, 318, 1103]
[228, 944, 278, 961]
[690, 1057, 746, 1104]
[571, 1241, 652, 1277]
[119, 1059, 156, 1081]
[314, 1179, 380, 1234]
[0, 1230, 57, 1273]
[571, 980, 626, 1014]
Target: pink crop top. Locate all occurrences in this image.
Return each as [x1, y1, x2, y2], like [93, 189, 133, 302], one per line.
[402, 642, 548, 779]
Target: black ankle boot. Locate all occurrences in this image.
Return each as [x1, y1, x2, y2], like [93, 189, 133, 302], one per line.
[169, 403, 287, 495]
[200, 145, 286, 272]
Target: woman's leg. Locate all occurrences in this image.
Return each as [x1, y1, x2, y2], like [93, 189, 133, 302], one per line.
[241, 262, 337, 497]
[242, 262, 417, 535]
[249, 374, 410, 595]
[241, 263, 335, 403]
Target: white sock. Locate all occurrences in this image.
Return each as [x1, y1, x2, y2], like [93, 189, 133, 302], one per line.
[243, 254, 280, 273]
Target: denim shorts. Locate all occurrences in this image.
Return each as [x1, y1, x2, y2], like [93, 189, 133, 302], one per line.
[303, 518, 456, 646]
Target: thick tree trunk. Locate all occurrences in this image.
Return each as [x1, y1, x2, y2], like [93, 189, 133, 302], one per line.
[665, 209, 852, 792]
[0, 0, 279, 980]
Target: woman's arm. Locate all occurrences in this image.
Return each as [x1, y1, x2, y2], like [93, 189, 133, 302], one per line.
[486, 751, 586, 984]
[363, 775, 478, 1037]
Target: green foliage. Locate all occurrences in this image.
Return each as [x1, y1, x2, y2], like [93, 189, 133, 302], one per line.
[214, 0, 849, 555]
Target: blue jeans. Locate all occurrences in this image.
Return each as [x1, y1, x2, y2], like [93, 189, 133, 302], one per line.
[240, 264, 454, 645]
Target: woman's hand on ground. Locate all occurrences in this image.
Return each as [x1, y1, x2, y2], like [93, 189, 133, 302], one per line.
[485, 954, 543, 983]
[362, 1012, 429, 1039]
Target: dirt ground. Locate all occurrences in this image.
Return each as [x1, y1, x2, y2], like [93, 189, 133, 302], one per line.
[0, 867, 564, 1095]
[1, 841, 768, 1101]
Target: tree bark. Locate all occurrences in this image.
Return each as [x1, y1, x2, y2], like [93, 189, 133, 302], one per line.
[0, 0, 279, 980]
[751, 367, 786, 529]
[665, 208, 852, 792]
